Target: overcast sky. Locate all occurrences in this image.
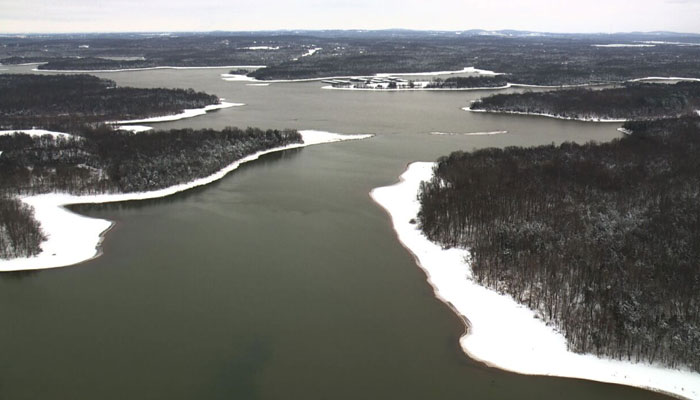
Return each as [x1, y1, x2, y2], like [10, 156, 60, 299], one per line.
[1, 0, 699, 34]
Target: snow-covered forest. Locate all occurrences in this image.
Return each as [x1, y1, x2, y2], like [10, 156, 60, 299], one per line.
[418, 116, 700, 372]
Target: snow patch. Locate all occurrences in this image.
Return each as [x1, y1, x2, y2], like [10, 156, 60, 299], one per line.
[0, 130, 373, 272]
[371, 162, 700, 400]
[117, 125, 153, 133]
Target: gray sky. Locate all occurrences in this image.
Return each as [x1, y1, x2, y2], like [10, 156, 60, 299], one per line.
[1, 0, 699, 34]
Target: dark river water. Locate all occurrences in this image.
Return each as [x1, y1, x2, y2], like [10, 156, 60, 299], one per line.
[0, 66, 670, 399]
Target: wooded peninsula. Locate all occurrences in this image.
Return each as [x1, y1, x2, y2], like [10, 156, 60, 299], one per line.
[417, 116, 700, 372]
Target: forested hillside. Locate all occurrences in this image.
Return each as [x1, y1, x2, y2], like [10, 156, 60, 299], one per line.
[0, 74, 219, 131]
[418, 116, 700, 372]
[469, 82, 700, 120]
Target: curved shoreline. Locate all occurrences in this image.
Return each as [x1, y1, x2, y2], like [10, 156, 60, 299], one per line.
[0, 130, 372, 272]
[370, 162, 700, 400]
[463, 107, 628, 122]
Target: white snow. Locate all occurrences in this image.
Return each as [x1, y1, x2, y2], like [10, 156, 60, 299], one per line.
[0, 129, 73, 138]
[430, 130, 507, 136]
[222, 67, 504, 84]
[592, 44, 655, 48]
[371, 162, 700, 400]
[246, 83, 270, 86]
[242, 46, 279, 50]
[116, 125, 154, 133]
[34, 65, 266, 73]
[113, 102, 242, 125]
[463, 107, 628, 122]
[639, 41, 700, 47]
[321, 84, 511, 92]
[0, 130, 373, 272]
[376, 67, 502, 77]
[292, 47, 322, 60]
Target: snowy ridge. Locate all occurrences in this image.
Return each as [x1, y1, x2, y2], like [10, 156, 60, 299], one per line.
[370, 162, 700, 400]
[0, 130, 372, 272]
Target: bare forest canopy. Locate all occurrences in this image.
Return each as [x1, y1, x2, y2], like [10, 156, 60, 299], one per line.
[0, 195, 45, 260]
[417, 116, 700, 372]
[2, 32, 700, 85]
[0, 74, 219, 131]
[470, 82, 700, 120]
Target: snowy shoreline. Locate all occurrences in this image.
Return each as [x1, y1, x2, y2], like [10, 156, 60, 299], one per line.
[0, 130, 372, 272]
[113, 101, 243, 125]
[370, 162, 700, 400]
[463, 107, 628, 122]
[32, 65, 266, 73]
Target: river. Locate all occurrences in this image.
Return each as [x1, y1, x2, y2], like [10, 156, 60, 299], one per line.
[0, 65, 670, 399]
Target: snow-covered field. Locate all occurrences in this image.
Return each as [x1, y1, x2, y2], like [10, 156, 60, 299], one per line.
[0, 130, 372, 272]
[370, 162, 700, 400]
[463, 107, 628, 122]
[113, 102, 242, 125]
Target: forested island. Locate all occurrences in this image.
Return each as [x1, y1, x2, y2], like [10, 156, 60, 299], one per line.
[0, 127, 302, 259]
[0, 74, 219, 131]
[470, 82, 700, 120]
[417, 115, 700, 372]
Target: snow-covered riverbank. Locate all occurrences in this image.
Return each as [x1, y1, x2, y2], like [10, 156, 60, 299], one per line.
[0, 130, 372, 272]
[370, 162, 700, 400]
[463, 107, 628, 122]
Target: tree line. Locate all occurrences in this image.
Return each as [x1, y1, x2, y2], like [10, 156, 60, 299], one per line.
[470, 82, 700, 120]
[418, 116, 700, 372]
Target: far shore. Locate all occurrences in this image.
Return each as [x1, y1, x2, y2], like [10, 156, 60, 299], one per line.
[0, 130, 372, 272]
[370, 162, 700, 400]
[31, 64, 266, 73]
